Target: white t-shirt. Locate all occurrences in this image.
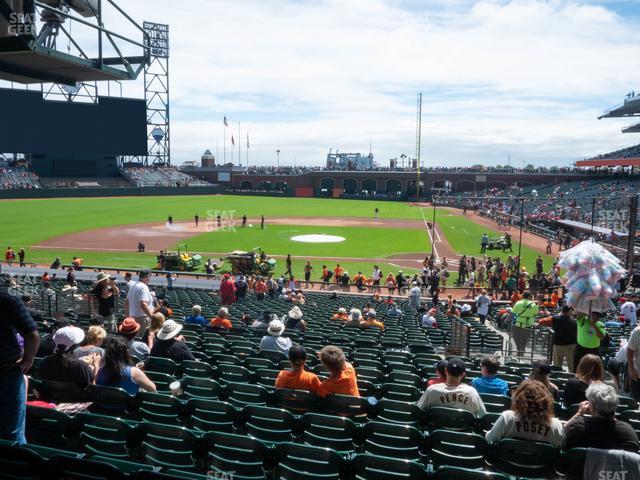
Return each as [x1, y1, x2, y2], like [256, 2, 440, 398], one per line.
[417, 382, 486, 417]
[372, 268, 381, 281]
[621, 301, 638, 326]
[127, 281, 152, 317]
[476, 294, 491, 316]
[421, 314, 437, 328]
[626, 327, 640, 372]
[486, 410, 565, 448]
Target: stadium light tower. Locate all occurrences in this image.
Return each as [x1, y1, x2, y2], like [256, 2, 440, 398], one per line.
[276, 149, 280, 168]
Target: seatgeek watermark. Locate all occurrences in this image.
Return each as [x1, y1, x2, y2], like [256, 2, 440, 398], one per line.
[597, 208, 630, 235]
[8, 13, 36, 35]
[205, 470, 235, 480]
[206, 209, 237, 233]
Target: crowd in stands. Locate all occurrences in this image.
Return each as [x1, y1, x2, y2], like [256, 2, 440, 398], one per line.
[589, 143, 640, 161]
[121, 167, 211, 187]
[0, 167, 40, 190]
[3, 258, 640, 478]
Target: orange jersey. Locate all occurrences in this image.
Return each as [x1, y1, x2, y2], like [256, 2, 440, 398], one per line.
[210, 317, 232, 329]
[320, 365, 360, 397]
[275, 369, 323, 395]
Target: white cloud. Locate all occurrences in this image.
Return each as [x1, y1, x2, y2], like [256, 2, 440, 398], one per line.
[6, 0, 640, 167]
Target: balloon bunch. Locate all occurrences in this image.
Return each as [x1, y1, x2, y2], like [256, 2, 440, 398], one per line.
[558, 240, 626, 314]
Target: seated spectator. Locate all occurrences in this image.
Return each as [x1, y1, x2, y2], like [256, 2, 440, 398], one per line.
[331, 307, 349, 321]
[421, 308, 438, 328]
[345, 308, 363, 327]
[460, 303, 474, 318]
[417, 357, 486, 417]
[386, 301, 404, 317]
[37, 319, 70, 357]
[184, 305, 209, 327]
[529, 359, 560, 400]
[319, 345, 360, 397]
[275, 344, 323, 395]
[472, 356, 509, 396]
[118, 317, 150, 360]
[210, 307, 233, 329]
[486, 380, 565, 448]
[142, 312, 165, 350]
[363, 310, 384, 330]
[21, 294, 42, 323]
[72, 325, 106, 360]
[563, 354, 604, 406]
[259, 320, 292, 355]
[564, 383, 639, 452]
[427, 360, 447, 387]
[252, 311, 273, 332]
[154, 298, 173, 317]
[39, 326, 99, 389]
[150, 320, 194, 363]
[96, 336, 156, 395]
[285, 306, 306, 332]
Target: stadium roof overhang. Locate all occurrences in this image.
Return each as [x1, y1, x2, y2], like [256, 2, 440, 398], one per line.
[599, 98, 640, 119]
[575, 158, 640, 168]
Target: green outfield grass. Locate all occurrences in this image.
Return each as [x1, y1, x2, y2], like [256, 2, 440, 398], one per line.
[0, 194, 552, 279]
[186, 224, 428, 258]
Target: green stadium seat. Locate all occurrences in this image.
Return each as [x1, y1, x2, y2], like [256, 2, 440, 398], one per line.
[49, 454, 129, 480]
[489, 438, 558, 478]
[204, 431, 271, 480]
[86, 385, 136, 418]
[144, 356, 181, 377]
[374, 399, 423, 427]
[137, 391, 185, 425]
[135, 422, 200, 471]
[432, 466, 511, 480]
[379, 383, 421, 402]
[428, 429, 488, 469]
[75, 412, 134, 459]
[26, 405, 76, 449]
[241, 405, 297, 445]
[478, 393, 511, 414]
[361, 421, 424, 462]
[426, 406, 478, 432]
[300, 413, 357, 453]
[187, 398, 238, 433]
[225, 382, 271, 407]
[277, 442, 344, 480]
[143, 371, 177, 392]
[0, 443, 47, 480]
[181, 360, 216, 379]
[351, 453, 429, 480]
[324, 394, 369, 421]
[274, 388, 323, 414]
[181, 376, 222, 400]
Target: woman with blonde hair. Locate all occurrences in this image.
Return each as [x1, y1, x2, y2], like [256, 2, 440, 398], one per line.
[486, 380, 565, 448]
[73, 325, 107, 359]
[563, 354, 604, 406]
[142, 312, 165, 350]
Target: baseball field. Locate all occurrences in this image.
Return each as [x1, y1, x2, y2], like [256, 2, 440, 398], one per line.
[0, 194, 553, 280]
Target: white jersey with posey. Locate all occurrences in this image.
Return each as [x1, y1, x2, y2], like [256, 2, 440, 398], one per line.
[417, 383, 486, 417]
[485, 410, 565, 449]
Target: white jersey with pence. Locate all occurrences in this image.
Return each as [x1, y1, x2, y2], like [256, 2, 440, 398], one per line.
[417, 382, 486, 417]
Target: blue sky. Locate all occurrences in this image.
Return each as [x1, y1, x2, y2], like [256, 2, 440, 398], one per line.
[5, 0, 640, 168]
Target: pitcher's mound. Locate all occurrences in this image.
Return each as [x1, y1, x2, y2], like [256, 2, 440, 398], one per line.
[290, 234, 345, 243]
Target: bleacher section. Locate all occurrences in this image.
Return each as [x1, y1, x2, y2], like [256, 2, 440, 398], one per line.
[122, 167, 212, 187]
[0, 166, 41, 189]
[587, 143, 640, 161]
[2, 274, 637, 479]
[39, 177, 135, 188]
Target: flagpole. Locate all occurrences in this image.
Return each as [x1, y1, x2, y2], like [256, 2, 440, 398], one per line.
[246, 133, 249, 168]
[216, 141, 219, 165]
[223, 118, 226, 164]
[238, 122, 241, 166]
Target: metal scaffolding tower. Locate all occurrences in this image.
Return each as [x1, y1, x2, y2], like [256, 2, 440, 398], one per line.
[144, 22, 169, 166]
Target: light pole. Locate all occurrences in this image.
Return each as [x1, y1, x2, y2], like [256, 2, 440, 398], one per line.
[276, 149, 280, 169]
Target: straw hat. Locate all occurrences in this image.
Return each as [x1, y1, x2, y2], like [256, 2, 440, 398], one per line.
[288, 306, 303, 319]
[157, 320, 183, 340]
[95, 272, 111, 283]
[267, 320, 284, 337]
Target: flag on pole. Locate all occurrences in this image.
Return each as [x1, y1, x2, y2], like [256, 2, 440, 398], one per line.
[223, 116, 228, 127]
[231, 135, 235, 146]
[247, 134, 250, 149]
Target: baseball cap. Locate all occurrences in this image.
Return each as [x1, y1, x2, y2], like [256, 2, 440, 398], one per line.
[532, 359, 551, 376]
[139, 268, 151, 279]
[446, 357, 466, 376]
[53, 326, 85, 352]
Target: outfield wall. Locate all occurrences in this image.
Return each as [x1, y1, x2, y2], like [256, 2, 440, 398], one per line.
[0, 185, 227, 199]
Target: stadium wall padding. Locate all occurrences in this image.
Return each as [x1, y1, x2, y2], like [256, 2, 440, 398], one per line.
[0, 186, 227, 199]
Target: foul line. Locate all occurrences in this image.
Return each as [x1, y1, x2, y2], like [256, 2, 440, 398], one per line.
[419, 207, 439, 260]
